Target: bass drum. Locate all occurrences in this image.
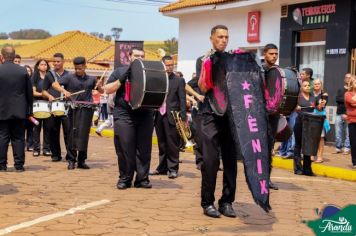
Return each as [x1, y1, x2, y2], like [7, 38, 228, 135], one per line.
[129, 59, 168, 110]
[264, 67, 300, 116]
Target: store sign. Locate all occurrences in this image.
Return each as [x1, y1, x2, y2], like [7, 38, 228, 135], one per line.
[292, 3, 336, 26]
[326, 48, 347, 55]
[247, 11, 260, 43]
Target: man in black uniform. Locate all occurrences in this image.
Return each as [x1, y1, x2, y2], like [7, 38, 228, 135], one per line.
[262, 44, 280, 190]
[42, 53, 70, 162]
[49, 57, 103, 170]
[198, 25, 237, 218]
[105, 47, 154, 189]
[151, 56, 186, 179]
[0, 46, 33, 172]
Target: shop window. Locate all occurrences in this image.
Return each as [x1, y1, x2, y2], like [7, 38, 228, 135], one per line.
[295, 29, 326, 81]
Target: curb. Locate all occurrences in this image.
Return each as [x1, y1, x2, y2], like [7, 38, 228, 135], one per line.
[91, 128, 356, 182]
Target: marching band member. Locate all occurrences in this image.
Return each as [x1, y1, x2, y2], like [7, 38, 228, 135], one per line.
[151, 56, 187, 179]
[198, 25, 237, 218]
[31, 59, 52, 157]
[49, 56, 103, 170]
[42, 53, 70, 162]
[105, 47, 154, 189]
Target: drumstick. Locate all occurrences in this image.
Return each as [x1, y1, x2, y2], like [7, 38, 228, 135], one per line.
[52, 90, 86, 101]
[94, 69, 108, 90]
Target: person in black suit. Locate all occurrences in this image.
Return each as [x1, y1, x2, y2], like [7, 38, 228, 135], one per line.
[0, 46, 33, 172]
[104, 47, 154, 189]
[151, 56, 187, 179]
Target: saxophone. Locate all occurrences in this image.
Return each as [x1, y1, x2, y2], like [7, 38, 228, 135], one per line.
[171, 111, 196, 148]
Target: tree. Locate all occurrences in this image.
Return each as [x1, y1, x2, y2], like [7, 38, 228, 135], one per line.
[90, 32, 100, 38]
[98, 33, 104, 39]
[104, 35, 112, 42]
[111, 27, 123, 40]
[9, 29, 51, 39]
[163, 37, 178, 55]
[0, 32, 8, 39]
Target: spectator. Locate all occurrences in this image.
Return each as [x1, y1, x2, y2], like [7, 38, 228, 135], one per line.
[335, 73, 352, 154]
[300, 67, 314, 91]
[312, 79, 330, 163]
[13, 54, 21, 65]
[344, 76, 356, 169]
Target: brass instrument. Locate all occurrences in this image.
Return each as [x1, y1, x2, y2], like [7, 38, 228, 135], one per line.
[171, 111, 196, 148]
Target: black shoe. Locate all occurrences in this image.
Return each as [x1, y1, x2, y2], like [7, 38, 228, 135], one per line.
[203, 205, 221, 218]
[269, 181, 279, 190]
[294, 170, 303, 175]
[77, 163, 90, 169]
[0, 166, 7, 172]
[43, 151, 52, 156]
[33, 151, 40, 157]
[303, 171, 315, 176]
[218, 204, 236, 218]
[27, 147, 33, 152]
[15, 166, 25, 172]
[116, 181, 131, 190]
[135, 181, 152, 189]
[149, 170, 166, 175]
[67, 161, 75, 170]
[168, 171, 178, 179]
[51, 156, 62, 162]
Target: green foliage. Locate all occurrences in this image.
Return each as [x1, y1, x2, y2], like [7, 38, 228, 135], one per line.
[104, 35, 112, 42]
[9, 29, 51, 39]
[163, 37, 178, 55]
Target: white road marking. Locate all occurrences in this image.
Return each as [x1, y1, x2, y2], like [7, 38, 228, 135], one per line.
[0, 199, 110, 235]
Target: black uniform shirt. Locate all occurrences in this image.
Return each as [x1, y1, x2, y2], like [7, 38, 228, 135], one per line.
[43, 70, 70, 97]
[32, 77, 45, 101]
[60, 73, 96, 102]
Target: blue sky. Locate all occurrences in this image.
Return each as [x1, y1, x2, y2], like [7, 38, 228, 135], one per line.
[1, 0, 178, 40]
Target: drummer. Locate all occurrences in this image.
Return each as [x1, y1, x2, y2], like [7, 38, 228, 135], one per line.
[104, 47, 155, 189]
[42, 53, 70, 162]
[262, 43, 279, 190]
[48, 56, 103, 170]
[31, 59, 52, 157]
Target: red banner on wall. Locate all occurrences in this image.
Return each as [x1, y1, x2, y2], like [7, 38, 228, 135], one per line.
[247, 11, 261, 43]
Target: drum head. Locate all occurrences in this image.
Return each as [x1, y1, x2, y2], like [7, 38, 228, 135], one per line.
[130, 59, 168, 110]
[265, 67, 284, 113]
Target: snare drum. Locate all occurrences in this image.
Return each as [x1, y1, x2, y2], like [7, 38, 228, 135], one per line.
[33, 100, 51, 119]
[129, 59, 168, 110]
[264, 67, 300, 116]
[51, 100, 68, 116]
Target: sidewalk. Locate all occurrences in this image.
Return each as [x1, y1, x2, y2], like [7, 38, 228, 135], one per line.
[91, 127, 356, 182]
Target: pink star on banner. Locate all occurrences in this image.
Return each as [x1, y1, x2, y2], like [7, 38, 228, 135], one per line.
[242, 80, 251, 90]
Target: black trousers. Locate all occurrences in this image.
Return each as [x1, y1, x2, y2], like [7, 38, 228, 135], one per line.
[25, 120, 34, 149]
[33, 117, 51, 153]
[349, 123, 356, 166]
[155, 113, 180, 173]
[50, 115, 69, 159]
[0, 119, 26, 168]
[200, 113, 237, 208]
[66, 107, 93, 163]
[114, 112, 154, 186]
[293, 114, 312, 174]
[192, 112, 203, 165]
[267, 113, 280, 173]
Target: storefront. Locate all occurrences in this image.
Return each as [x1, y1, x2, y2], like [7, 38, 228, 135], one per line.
[279, 0, 356, 133]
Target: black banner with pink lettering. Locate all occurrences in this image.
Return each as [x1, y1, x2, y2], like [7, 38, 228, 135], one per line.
[224, 52, 271, 212]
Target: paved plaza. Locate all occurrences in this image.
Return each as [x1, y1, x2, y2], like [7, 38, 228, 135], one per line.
[1, 136, 356, 236]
